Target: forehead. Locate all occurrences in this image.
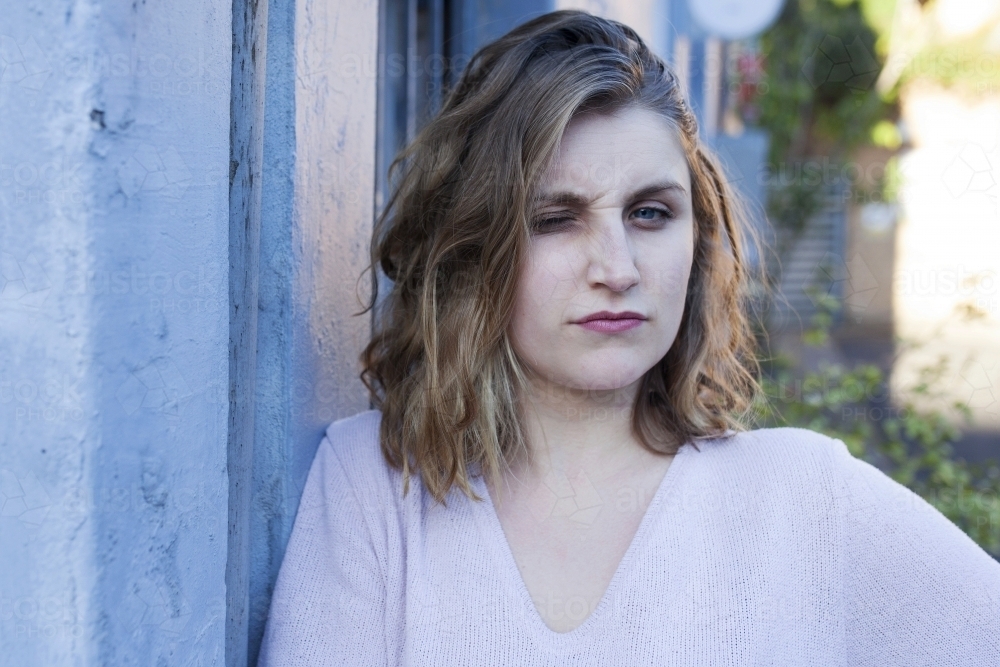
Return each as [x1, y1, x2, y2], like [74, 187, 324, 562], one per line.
[538, 106, 691, 198]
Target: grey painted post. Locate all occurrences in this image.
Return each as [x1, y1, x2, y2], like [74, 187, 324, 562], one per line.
[228, 0, 269, 665]
[249, 0, 379, 661]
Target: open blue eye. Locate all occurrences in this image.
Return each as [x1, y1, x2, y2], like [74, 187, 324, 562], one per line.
[632, 206, 673, 220]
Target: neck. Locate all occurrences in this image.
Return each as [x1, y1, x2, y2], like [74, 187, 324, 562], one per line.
[508, 375, 647, 484]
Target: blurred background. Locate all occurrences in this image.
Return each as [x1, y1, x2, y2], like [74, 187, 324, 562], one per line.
[1, 0, 998, 664]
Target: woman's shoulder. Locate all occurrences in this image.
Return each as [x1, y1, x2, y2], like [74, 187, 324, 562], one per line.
[680, 426, 870, 513]
[705, 424, 845, 449]
[690, 426, 850, 475]
[703, 428, 974, 541]
[320, 408, 384, 469]
[314, 408, 405, 505]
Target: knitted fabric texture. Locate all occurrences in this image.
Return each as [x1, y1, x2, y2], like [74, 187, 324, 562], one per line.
[258, 410, 1000, 666]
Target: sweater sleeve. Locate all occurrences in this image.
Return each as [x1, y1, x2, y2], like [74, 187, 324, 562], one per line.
[257, 435, 388, 667]
[831, 438, 1000, 666]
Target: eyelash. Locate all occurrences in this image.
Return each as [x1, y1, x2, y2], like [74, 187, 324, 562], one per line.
[532, 206, 674, 231]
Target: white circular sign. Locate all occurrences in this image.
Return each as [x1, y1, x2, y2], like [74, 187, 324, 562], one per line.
[686, 0, 786, 40]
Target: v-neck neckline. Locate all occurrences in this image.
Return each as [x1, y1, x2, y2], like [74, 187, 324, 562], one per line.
[470, 441, 694, 651]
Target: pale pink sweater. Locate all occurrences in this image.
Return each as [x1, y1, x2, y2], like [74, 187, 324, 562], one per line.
[257, 409, 1000, 666]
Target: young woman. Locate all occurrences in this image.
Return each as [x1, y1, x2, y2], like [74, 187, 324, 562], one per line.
[258, 10, 1000, 665]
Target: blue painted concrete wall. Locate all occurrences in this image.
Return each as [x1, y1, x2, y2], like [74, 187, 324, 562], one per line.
[247, 0, 297, 657]
[0, 0, 232, 663]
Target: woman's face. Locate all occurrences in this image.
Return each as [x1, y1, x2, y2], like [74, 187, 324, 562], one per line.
[509, 105, 695, 400]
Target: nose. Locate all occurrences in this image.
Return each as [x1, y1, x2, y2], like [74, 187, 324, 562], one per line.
[584, 213, 640, 292]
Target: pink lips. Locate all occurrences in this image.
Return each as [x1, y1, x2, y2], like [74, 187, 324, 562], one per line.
[578, 318, 643, 332]
[574, 310, 646, 333]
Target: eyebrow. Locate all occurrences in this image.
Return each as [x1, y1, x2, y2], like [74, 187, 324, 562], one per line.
[534, 179, 688, 207]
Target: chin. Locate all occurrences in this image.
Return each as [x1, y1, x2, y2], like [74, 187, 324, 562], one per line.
[559, 362, 651, 393]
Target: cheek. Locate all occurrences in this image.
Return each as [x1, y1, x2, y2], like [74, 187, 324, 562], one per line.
[510, 257, 554, 339]
[676, 247, 695, 295]
[647, 236, 695, 303]
[509, 247, 580, 353]
[516, 249, 570, 311]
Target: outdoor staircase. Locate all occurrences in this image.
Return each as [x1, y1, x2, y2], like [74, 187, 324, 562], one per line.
[769, 182, 848, 331]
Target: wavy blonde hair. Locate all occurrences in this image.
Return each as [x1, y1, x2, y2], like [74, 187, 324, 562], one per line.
[358, 9, 762, 505]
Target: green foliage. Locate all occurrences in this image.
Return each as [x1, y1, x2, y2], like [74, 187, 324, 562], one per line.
[894, 41, 1000, 94]
[756, 0, 893, 165]
[858, 0, 897, 43]
[870, 119, 901, 148]
[754, 0, 896, 242]
[765, 176, 825, 245]
[755, 294, 1000, 558]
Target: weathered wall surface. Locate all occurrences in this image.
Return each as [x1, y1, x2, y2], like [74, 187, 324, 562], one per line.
[247, 0, 379, 661]
[228, 0, 268, 665]
[0, 0, 232, 663]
